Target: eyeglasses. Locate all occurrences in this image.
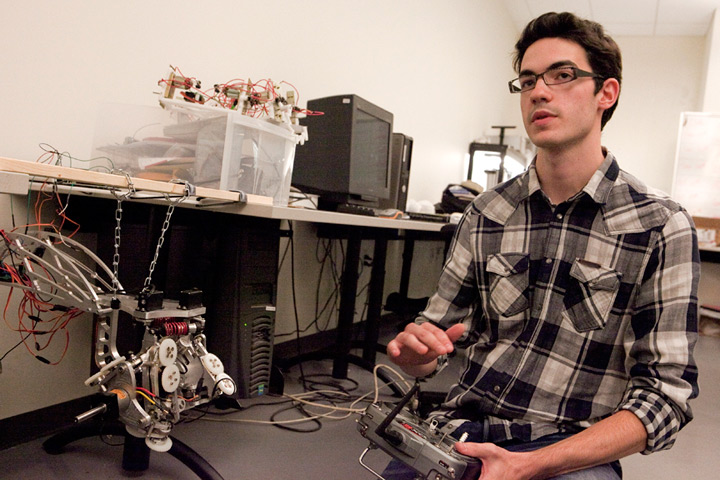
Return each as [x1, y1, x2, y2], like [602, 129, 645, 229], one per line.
[508, 66, 603, 94]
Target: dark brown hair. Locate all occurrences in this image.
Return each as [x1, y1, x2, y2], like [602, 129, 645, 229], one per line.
[513, 12, 622, 129]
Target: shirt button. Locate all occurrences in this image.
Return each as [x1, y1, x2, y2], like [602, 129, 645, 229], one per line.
[556, 213, 563, 220]
[545, 258, 552, 264]
[493, 385, 501, 393]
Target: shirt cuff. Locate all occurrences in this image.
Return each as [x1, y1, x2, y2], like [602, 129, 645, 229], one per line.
[620, 389, 685, 454]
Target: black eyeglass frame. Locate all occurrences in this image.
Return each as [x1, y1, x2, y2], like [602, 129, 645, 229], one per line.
[508, 66, 604, 94]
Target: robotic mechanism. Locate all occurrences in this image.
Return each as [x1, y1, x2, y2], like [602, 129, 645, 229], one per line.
[1, 229, 235, 479]
[357, 382, 481, 480]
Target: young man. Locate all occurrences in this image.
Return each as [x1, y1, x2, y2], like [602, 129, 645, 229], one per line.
[385, 12, 699, 480]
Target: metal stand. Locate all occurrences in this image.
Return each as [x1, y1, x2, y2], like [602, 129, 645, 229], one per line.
[42, 421, 225, 480]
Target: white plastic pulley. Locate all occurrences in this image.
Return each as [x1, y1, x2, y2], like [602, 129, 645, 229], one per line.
[200, 353, 224, 376]
[145, 435, 173, 452]
[161, 364, 181, 392]
[214, 373, 237, 396]
[158, 338, 177, 367]
[125, 425, 147, 439]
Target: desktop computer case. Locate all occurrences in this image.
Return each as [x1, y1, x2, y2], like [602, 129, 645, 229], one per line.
[203, 219, 279, 399]
[379, 133, 413, 211]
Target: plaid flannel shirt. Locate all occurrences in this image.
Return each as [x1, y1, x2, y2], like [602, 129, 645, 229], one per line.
[423, 152, 699, 454]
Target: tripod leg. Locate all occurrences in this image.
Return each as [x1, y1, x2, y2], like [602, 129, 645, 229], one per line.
[42, 422, 225, 479]
[42, 422, 126, 454]
[121, 434, 151, 472]
[168, 436, 226, 480]
[43, 421, 150, 472]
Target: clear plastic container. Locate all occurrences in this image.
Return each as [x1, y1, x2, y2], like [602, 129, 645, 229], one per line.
[89, 100, 299, 206]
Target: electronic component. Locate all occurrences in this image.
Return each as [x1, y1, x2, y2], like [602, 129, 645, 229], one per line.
[179, 287, 203, 310]
[357, 383, 481, 480]
[0, 230, 236, 451]
[137, 290, 164, 311]
[334, 203, 378, 216]
[161, 70, 194, 100]
[293, 95, 393, 211]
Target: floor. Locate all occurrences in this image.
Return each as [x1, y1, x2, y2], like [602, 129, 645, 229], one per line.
[0, 335, 718, 479]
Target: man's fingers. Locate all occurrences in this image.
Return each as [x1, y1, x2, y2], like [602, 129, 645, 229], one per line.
[391, 331, 430, 355]
[445, 323, 467, 344]
[454, 441, 504, 460]
[386, 339, 401, 357]
[410, 323, 455, 354]
[387, 322, 467, 364]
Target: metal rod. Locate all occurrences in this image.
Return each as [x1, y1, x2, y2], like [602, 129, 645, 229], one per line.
[358, 445, 388, 480]
[75, 404, 108, 423]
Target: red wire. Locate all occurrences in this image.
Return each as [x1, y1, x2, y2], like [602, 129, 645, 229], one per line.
[2, 223, 82, 365]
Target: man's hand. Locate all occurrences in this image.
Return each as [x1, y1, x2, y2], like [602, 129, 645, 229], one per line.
[453, 410, 647, 480]
[386, 322, 466, 371]
[454, 442, 530, 480]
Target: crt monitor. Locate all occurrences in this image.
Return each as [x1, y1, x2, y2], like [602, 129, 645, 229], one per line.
[292, 94, 393, 209]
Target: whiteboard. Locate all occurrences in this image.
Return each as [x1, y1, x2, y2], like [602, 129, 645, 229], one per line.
[671, 112, 720, 219]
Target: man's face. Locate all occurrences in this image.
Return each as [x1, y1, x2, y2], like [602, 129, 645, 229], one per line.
[519, 37, 604, 153]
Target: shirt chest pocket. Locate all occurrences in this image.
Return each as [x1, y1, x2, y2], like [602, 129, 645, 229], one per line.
[486, 253, 530, 317]
[562, 259, 621, 332]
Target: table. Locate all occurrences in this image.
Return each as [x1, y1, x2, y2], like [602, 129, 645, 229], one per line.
[0, 157, 448, 385]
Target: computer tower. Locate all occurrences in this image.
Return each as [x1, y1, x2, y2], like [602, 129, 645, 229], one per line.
[379, 133, 413, 211]
[202, 216, 280, 399]
[217, 283, 276, 398]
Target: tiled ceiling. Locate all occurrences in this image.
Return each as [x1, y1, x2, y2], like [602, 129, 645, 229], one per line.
[502, 0, 718, 36]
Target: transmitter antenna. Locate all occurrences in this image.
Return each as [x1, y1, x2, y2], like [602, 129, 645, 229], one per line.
[375, 380, 420, 445]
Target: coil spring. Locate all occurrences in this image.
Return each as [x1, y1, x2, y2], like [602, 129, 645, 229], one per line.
[162, 321, 189, 336]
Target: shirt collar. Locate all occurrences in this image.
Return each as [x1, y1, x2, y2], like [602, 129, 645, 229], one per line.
[522, 149, 619, 206]
[581, 150, 619, 205]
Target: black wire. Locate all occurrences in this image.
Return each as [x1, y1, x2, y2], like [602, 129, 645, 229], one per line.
[287, 190, 318, 209]
[314, 239, 330, 329]
[315, 238, 341, 331]
[300, 373, 359, 395]
[10, 196, 16, 230]
[201, 395, 293, 416]
[275, 233, 372, 338]
[277, 232, 292, 272]
[0, 332, 32, 362]
[274, 237, 342, 338]
[310, 238, 341, 333]
[269, 403, 322, 433]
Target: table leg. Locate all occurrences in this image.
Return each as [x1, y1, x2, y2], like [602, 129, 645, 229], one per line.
[332, 236, 362, 379]
[363, 236, 388, 364]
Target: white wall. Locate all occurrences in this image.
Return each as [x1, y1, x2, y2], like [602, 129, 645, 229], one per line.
[702, 10, 720, 111]
[0, 0, 520, 419]
[602, 36, 706, 194]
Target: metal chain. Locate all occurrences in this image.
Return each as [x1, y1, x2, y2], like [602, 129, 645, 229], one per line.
[110, 172, 135, 300]
[112, 198, 123, 297]
[141, 202, 176, 293]
[141, 182, 192, 294]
